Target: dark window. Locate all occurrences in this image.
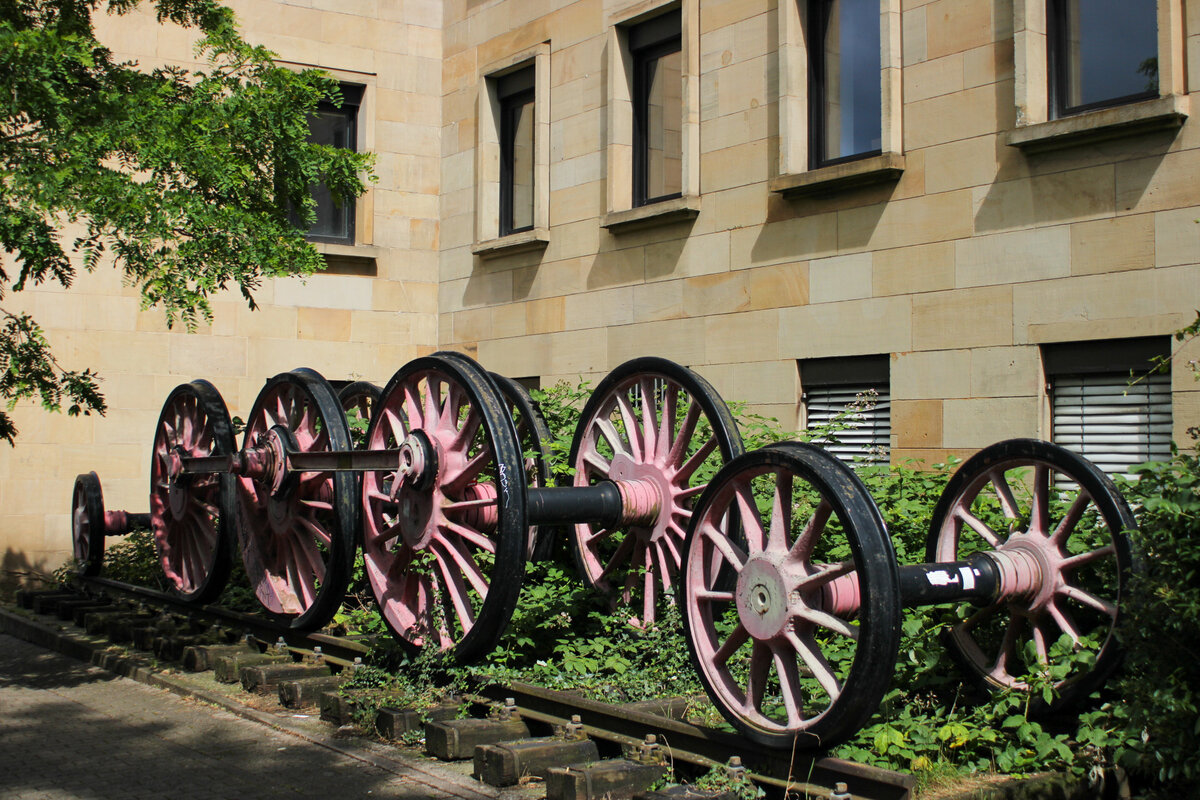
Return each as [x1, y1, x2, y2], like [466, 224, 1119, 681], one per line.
[801, 355, 890, 466]
[809, 0, 882, 168]
[1048, 0, 1158, 118]
[290, 84, 363, 244]
[630, 11, 683, 207]
[498, 68, 536, 236]
[1045, 338, 1171, 477]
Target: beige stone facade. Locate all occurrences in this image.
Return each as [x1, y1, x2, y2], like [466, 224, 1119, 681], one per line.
[4, 0, 1200, 576]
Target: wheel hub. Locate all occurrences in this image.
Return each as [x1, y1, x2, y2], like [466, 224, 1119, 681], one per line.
[607, 453, 669, 540]
[993, 534, 1056, 614]
[737, 557, 792, 640]
[395, 429, 440, 550]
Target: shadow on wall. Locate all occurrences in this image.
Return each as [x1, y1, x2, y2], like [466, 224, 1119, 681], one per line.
[0, 548, 59, 602]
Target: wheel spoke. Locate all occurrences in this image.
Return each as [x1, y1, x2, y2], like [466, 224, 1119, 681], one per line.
[789, 501, 833, 564]
[677, 436, 718, 483]
[989, 469, 1021, 520]
[955, 507, 1004, 548]
[1059, 584, 1118, 617]
[701, 519, 748, 571]
[638, 377, 659, 459]
[666, 400, 702, 468]
[735, 484, 766, 552]
[439, 518, 498, 554]
[785, 628, 842, 702]
[767, 471, 792, 554]
[712, 623, 749, 667]
[1060, 543, 1115, 570]
[1051, 492, 1091, 546]
[615, 392, 644, 462]
[744, 642, 771, 713]
[1029, 465, 1051, 537]
[657, 383, 678, 461]
[772, 643, 805, 728]
[792, 606, 859, 640]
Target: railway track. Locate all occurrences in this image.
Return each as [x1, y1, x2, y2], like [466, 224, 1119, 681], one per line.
[8, 579, 914, 800]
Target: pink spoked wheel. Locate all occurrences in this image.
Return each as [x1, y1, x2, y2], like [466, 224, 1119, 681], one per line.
[926, 438, 1135, 710]
[361, 353, 527, 663]
[488, 372, 555, 561]
[338, 380, 381, 450]
[149, 380, 237, 603]
[237, 368, 358, 630]
[567, 358, 743, 626]
[72, 472, 106, 577]
[680, 442, 901, 749]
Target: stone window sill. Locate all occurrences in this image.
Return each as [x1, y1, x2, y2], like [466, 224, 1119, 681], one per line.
[601, 195, 700, 233]
[770, 152, 905, 198]
[1007, 95, 1189, 154]
[312, 241, 378, 276]
[471, 228, 550, 259]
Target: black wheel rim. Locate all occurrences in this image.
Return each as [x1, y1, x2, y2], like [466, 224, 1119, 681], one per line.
[237, 368, 358, 630]
[567, 357, 744, 626]
[361, 352, 527, 663]
[681, 442, 901, 749]
[149, 380, 236, 603]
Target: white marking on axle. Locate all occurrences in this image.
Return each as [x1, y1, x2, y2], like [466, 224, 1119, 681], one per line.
[926, 570, 959, 587]
[959, 566, 976, 591]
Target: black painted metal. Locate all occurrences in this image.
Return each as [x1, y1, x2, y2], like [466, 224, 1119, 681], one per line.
[897, 554, 1000, 608]
[526, 483, 623, 527]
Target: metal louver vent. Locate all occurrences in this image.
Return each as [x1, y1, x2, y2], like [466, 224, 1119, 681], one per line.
[1051, 372, 1172, 477]
[804, 383, 891, 466]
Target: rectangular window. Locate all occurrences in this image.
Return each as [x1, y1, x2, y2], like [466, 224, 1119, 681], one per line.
[630, 11, 683, 207]
[290, 84, 363, 244]
[1045, 338, 1171, 477]
[801, 355, 891, 466]
[809, 0, 882, 168]
[1047, 0, 1158, 118]
[498, 68, 536, 236]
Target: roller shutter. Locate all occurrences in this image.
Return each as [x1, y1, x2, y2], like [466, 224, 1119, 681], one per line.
[804, 382, 891, 465]
[1051, 371, 1172, 477]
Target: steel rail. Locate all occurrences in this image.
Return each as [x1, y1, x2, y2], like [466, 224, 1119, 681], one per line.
[76, 576, 370, 667]
[472, 680, 913, 800]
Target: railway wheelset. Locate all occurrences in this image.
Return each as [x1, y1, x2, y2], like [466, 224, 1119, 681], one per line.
[71, 352, 1136, 750]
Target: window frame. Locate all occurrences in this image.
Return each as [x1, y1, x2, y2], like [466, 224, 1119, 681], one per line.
[1009, 0, 1187, 152]
[292, 83, 364, 247]
[1045, 0, 1159, 120]
[771, 0, 903, 197]
[497, 68, 536, 237]
[472, 44, 550, 258]
[806, 0, 885, 170]
[601, 1, 700, 232]
[630, 13, 684, 208]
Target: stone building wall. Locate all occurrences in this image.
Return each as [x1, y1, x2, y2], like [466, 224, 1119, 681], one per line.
[438, 0, 1200, 467]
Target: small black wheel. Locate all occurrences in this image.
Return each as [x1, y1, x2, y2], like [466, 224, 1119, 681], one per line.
[681, 442, 901, 749]
[149, 380, 237, 603]
[72, 472, 106, 577]
[489, 372, 556, 561]
[568, 357, 744, 626]
[236, 368, 358, 630]
[926, 438, 1136, 711]
[338, 380, 381, 450]
[361, 352, 527, 663]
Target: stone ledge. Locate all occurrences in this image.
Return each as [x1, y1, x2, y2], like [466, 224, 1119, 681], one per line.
[1006, 95, 1189, 153]
[471, 228, 550, 258]
[601, 195, 700, 233]
[770, 152, 905, 198]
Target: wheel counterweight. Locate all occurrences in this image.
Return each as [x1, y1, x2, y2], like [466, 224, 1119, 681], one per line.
[681, 443, 901, 749]
[149, 380, 237, 603]
[926, 438, 1135, 709]
[568, 358, 744, 627]
[236, 369, 358, 630]
[361, 353, 527, 663]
